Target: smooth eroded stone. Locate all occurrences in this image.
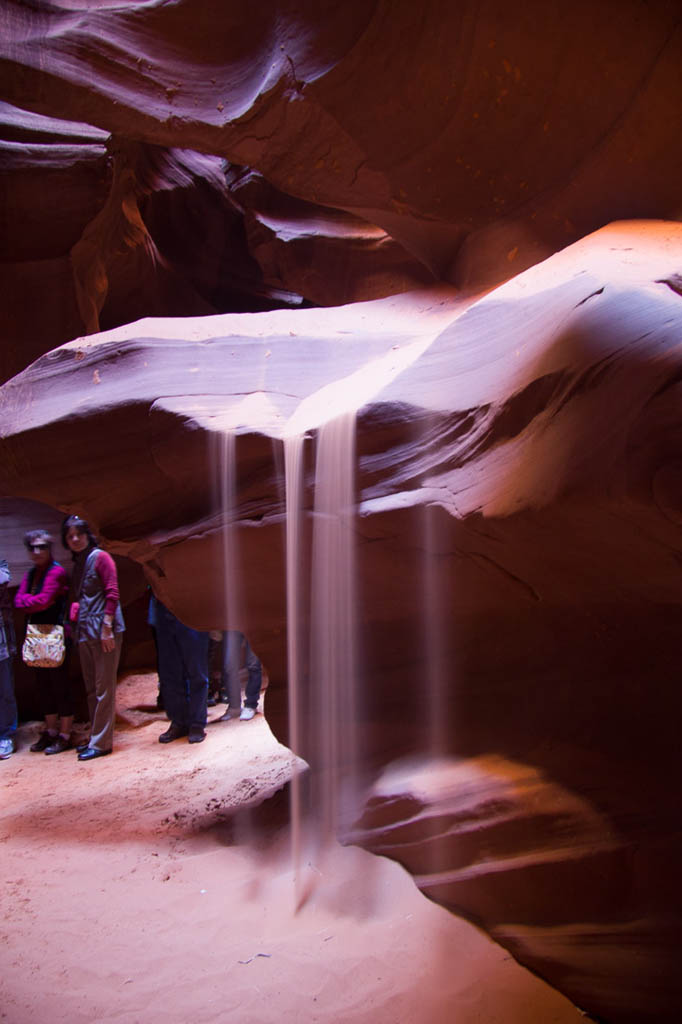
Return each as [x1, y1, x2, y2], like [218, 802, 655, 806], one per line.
[1, 1, 680, 289]
[1, 222, 681, 1020]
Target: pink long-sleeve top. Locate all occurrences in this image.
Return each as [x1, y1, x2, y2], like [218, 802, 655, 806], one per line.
[15, 562, 68, 611]
[92, 550, 120, 617]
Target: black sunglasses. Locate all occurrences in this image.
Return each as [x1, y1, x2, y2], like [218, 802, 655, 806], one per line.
[30, 544, 49, 552]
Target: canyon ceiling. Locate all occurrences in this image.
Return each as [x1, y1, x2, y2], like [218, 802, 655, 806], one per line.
[1, 0, 681, 378]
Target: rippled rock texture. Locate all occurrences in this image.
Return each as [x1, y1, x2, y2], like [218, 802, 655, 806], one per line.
[1, 222, 681, 1020]
[352, 754, 681, 1024]
[2, 0, 682, 378]
[2, 2, 682, 1019]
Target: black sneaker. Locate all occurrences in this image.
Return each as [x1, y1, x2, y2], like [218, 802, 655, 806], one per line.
[158, 723, 188, 744]
[45, 735, 73, 755]
[188, 725, 206, 744]
[30, 731, 54, 752]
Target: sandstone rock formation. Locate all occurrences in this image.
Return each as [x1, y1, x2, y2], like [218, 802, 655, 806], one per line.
[0, 102, 109, 379]
[2, 1, 682, 376]
[2, 1, 682, 1019]
[0, 97, 434, 379]
[352, 754, 681, 1024]
[1, 222, 681, 1020]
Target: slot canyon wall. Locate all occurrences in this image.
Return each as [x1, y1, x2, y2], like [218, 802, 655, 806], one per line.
[1, 2, 682, 1022]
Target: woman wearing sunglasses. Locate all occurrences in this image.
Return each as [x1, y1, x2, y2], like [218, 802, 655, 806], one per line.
[14, 530, 72, 753]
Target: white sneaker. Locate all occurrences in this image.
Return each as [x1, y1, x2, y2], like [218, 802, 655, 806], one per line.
[0, 737, 14, 760]
[218, 708, 239, 722]
[239, 707, 256, 721]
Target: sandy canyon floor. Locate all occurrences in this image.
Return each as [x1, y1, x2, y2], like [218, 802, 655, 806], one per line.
[0, 672, 587, 1023]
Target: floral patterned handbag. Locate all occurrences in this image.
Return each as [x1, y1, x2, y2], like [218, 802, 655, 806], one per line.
[21, 623, 66, 668]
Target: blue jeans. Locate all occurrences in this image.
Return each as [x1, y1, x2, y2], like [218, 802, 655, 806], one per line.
[223, 631, 262, 710]
[154, 603, 209, 730]
[0, 656, 17, 740]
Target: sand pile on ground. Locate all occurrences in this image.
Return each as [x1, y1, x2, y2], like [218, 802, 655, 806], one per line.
[0, 672, 586, 1023]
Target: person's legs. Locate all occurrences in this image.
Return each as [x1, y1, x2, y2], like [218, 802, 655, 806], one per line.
[27, 667, 55, 749]
[155, 612, 190, 731]
[79, 642, 97, 726]
[175, 625, 209, 732]
[0, 657, 17, 757]
[149, 622, 164, 709]
[39, 665, 60, 735]
[58, 714, 74, 739]
[243, 638, 262, 710]
[44, 713, 59, 735]
[222, 631, 243, 713]
[207, 633, 222, 704]
[40, 664, 74, 752]
[80, 636, 121, 752]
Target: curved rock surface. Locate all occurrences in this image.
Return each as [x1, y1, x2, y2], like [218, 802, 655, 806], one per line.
[0, 102, 109, 379]
[1, 221, 681, 1019]
[0, 100, 433, 378]
[3, 0, 680, 279]
[3, 4, 682, 1017]
[352, 754, 681, 1024]
[2, 1, 682, 377]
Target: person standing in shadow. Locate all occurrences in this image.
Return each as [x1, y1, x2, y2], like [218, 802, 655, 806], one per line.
[218, 631, 263, 722]
[151, 594, 209, 745]
[15, 530, 72, 754]
[0, 557, 17, 761]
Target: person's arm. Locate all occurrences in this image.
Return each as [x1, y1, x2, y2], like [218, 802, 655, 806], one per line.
[15, 565, 67, 612]
[15, 574, 30, 603]
[95, 551, 120, 621]
[0, 560, 12, 652]
[95, 551, 119, 653]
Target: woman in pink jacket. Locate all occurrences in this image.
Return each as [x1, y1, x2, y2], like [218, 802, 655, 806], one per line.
[14, 530, 72, 754]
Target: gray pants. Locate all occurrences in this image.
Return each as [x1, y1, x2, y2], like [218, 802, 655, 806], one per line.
[79, 634, 122, 752]
[223, 631, 262, 711]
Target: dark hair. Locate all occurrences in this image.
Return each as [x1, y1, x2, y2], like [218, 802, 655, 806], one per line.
[23, 529, 53, 554]
[61, 515, 98, 551]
